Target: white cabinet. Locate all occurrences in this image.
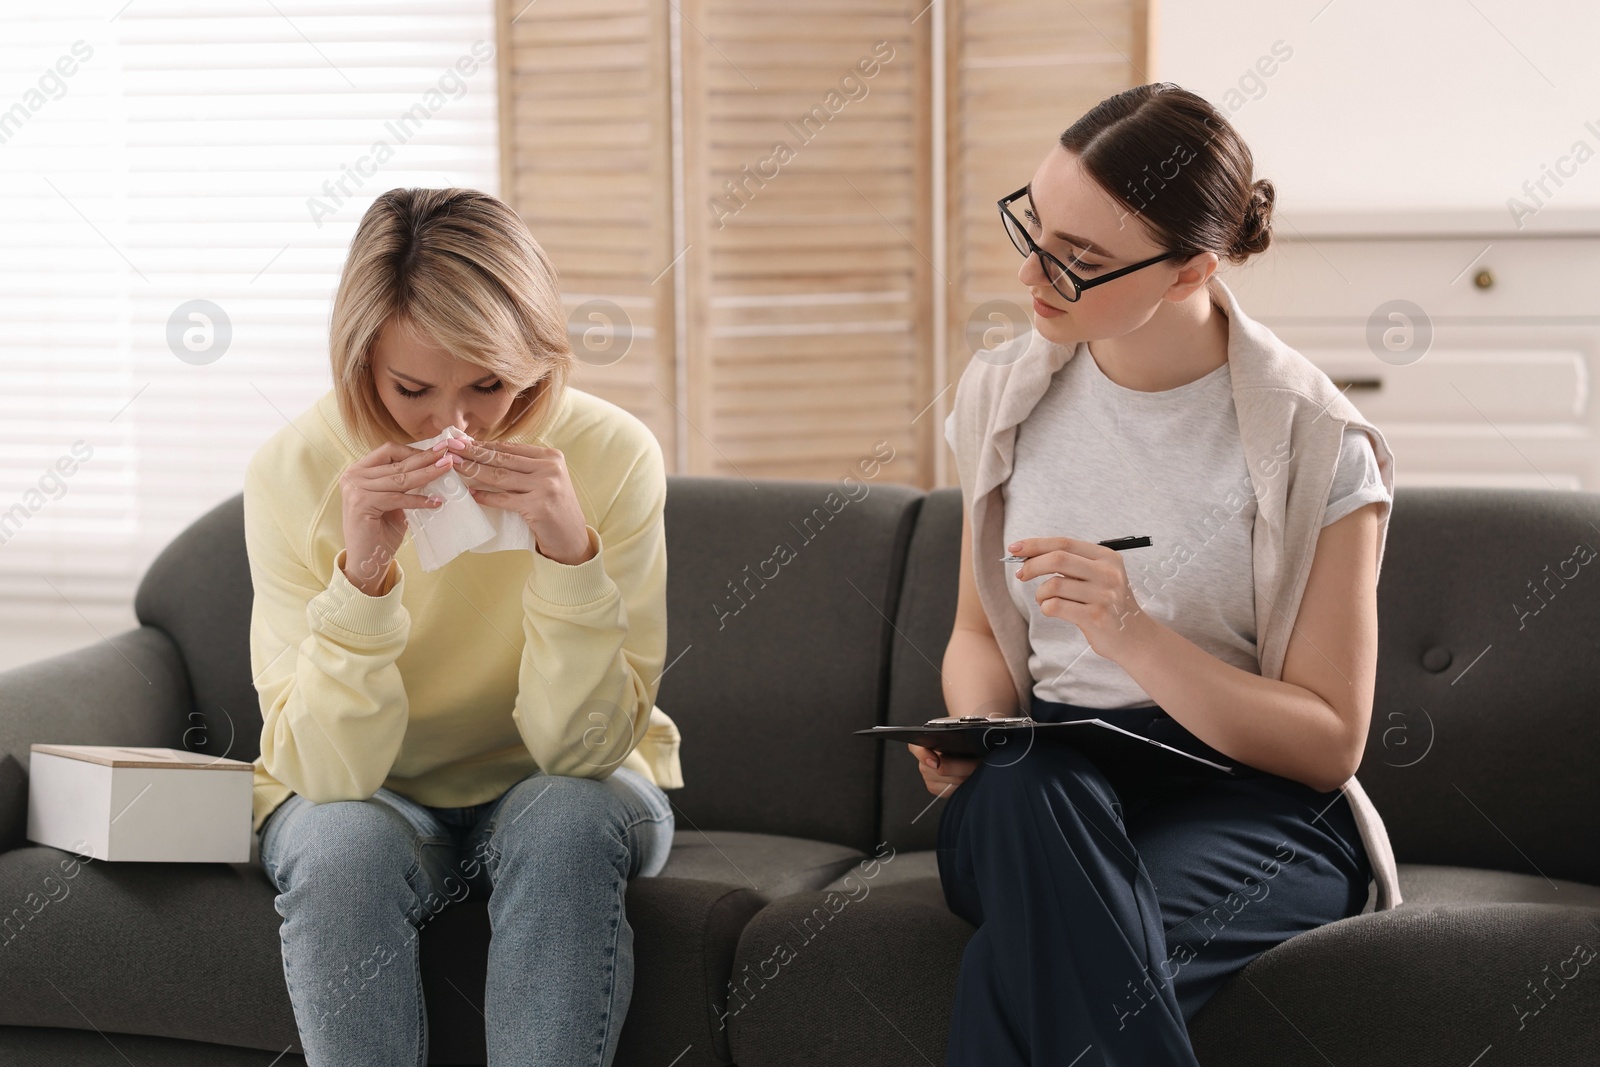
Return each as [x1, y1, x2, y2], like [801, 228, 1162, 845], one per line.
[1224, 223, 1600, 490]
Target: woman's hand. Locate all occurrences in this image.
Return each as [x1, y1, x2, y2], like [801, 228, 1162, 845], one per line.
[339, 440, 458, 595]
[909, 743, 981, 797]
[1010, 536, 1151, 662]
[453, 439, 593, 566]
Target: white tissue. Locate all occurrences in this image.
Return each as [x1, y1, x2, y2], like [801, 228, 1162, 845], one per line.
[404, 425, 535, 572]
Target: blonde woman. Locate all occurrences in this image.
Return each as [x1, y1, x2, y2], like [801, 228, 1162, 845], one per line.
[246, 188, 683, 1065]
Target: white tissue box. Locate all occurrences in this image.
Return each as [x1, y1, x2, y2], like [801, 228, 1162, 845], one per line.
[27, 744, 254, 862]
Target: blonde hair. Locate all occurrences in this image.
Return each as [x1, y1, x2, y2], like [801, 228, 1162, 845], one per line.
[329, 187, 573, 451]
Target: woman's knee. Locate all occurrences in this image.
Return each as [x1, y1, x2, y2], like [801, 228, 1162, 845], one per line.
[972, 741, 1116, 810]
[266, 796, 420, 898]
[490, 774, 625, 858]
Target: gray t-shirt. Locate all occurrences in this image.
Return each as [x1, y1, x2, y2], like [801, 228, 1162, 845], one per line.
[973, 345, 1389, 709]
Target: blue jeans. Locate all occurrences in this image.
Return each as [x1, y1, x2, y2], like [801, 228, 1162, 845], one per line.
[936, 699, 1372, 1066]
[258, 766, 674, 1067]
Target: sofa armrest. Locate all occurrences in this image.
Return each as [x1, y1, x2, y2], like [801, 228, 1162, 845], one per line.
[0, 626, 194, 854]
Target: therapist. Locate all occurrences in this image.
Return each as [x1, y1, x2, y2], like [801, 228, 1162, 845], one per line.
[921, 82, 1402, 1066]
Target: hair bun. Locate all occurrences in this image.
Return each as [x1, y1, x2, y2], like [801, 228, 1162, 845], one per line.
[1231, 178, 1275, 260]
[1060, 84, 1277, 267]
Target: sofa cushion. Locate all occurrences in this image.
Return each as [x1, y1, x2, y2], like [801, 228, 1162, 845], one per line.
[0, 846, 298, 1053]
[132, 494, 257, 766]
[0, 1026, 308, 1065]
[725, 899, 1600, 1067]
[661, 831, 866, 900]
[658, 476, 921, 852]
[726, 852, 969, 1067]
[1357, 487, 1600, 885]
[737, 853, 1600, 1065]
[1186, 901, 1600, 1065]
[876, 488, 963, 856]
[1397, 862, 1600, 908]
[824, 847, 939, 891]
[0, 830, 871, 1067]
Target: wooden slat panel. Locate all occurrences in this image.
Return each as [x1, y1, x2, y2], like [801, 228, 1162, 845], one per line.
[498, 0, 678, 459]
[498, 0, 1149, 482]
[681, 2, 933, 482]
[941, 0, 1148, 485]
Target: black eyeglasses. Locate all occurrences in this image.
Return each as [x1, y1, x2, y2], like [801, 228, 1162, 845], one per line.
[998, 185, 1195, 303]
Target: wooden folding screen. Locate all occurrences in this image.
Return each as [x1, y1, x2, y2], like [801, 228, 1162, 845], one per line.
[498, 0, 1149, 487]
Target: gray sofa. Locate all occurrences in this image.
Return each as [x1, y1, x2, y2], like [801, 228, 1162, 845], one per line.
[1, 476, 1596, 1065]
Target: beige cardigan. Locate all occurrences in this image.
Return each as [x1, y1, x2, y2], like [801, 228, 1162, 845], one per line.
[944, 273, 1403, 912]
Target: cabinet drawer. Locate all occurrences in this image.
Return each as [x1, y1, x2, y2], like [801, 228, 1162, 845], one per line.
[1223, 237, 1600, 320]
[1303, 348, 1586, 425]
[1265, 320, 1599, 491]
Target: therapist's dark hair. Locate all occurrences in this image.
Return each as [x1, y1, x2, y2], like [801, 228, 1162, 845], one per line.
[1060, 82, 1273, 265]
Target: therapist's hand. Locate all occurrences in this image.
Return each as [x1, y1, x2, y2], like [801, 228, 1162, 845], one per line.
[910, 744, 980, 797]
[1009, 535, 1151, 663]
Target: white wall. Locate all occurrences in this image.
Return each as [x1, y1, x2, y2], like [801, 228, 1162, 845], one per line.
[1154, 0, 1600, 218]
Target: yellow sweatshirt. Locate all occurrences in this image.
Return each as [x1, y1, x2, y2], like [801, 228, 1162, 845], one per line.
[243, 385, 684, 834]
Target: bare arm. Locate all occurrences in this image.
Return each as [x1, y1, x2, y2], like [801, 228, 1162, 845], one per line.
[941, 503, 1023, 718]
[912, 503, 1020, 794]
[1114, 501, 1382, 792]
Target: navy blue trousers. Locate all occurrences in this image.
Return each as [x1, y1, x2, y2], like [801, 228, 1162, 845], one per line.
[935, 698, 1371, 1067]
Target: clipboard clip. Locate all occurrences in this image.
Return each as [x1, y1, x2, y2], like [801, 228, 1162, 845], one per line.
[924, 715, 1031, 726]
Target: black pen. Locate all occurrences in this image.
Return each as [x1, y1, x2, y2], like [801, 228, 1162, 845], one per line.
[999, 534, 1152, 563]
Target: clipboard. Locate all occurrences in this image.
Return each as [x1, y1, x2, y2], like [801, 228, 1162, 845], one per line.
[856, 715, 1241, 779]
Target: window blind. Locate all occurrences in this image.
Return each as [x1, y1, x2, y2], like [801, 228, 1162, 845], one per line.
[0, 2, 501, 620]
